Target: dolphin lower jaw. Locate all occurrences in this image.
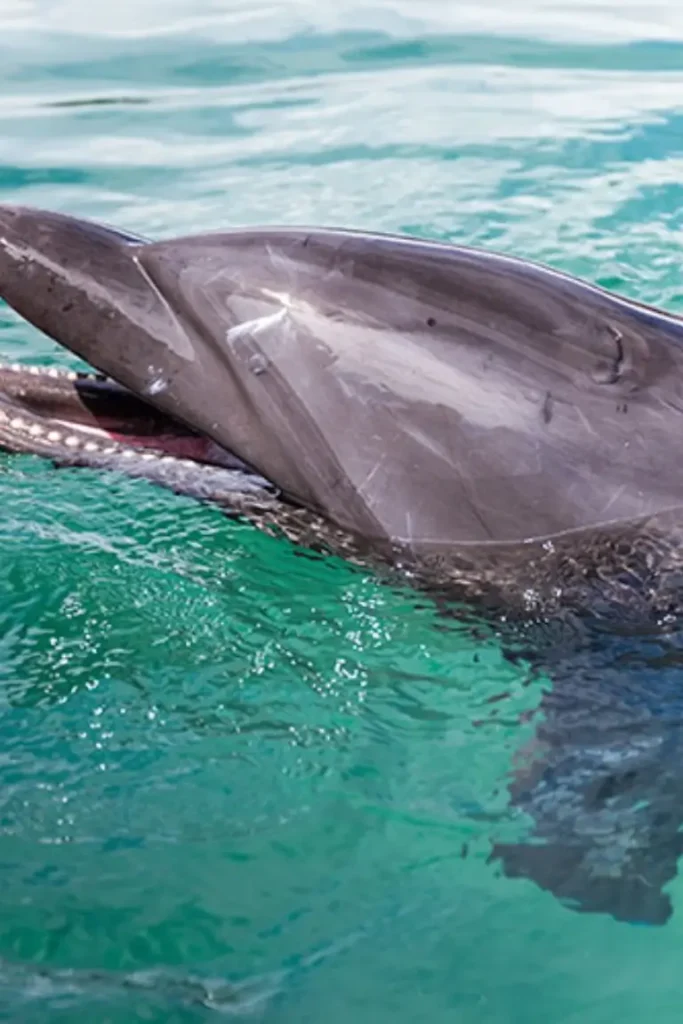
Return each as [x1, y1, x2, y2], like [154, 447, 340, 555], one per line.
[0, 361, 277, 506]
[1, 354, 681, 607]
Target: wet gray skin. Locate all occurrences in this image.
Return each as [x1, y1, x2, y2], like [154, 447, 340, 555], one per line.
[3, 204, 683, 560]
[3, 204, 683, 926]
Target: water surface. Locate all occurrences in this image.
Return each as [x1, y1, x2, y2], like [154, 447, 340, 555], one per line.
[2, 1, 683, 1020]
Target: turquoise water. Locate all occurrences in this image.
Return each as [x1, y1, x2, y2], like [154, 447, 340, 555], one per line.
[3, 1, 683, 1019]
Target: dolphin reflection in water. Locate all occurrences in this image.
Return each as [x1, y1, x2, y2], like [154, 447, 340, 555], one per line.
[2, 204, 683, 923]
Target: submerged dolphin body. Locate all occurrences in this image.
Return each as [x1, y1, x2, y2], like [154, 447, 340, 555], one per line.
[2, 205, 683, 923]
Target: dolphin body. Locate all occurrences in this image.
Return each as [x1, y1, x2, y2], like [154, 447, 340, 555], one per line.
[2, 204, 683, 924]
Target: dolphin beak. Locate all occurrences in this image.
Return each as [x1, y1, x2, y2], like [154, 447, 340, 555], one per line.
[0, 204, 315, 514]
[0, 203, 171, 380]
[0, 204, 208, 433]
[0, 205, 274, 500]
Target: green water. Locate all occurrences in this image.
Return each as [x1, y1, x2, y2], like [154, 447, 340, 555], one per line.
[3, 1, 683, 1019]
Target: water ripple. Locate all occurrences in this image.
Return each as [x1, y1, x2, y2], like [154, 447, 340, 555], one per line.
[3, 1, 683, 1020]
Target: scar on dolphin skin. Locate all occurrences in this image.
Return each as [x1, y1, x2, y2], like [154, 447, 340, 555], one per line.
[542, 390, 554, 424]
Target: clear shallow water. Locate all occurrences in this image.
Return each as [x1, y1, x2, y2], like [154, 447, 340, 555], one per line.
[3, 1, 683, 1019]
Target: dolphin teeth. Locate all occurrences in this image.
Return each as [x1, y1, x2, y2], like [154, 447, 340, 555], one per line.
[0, 360, 252, 488]
[1, 362, 82, 379]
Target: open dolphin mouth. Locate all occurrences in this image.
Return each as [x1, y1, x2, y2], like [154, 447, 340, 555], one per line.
[0, 359, 277, 504]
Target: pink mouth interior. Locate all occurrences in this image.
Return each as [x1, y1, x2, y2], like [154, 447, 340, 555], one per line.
[50, 416, 230, 466]
[106, 431, 222, 462]
[0, 364, 249, 474]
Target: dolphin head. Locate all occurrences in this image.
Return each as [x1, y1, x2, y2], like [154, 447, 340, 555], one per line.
[3, 204, 683, 551]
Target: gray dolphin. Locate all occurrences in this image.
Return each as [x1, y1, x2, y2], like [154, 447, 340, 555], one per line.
[2, 205, 683, 553]
[2, 204, 683, 925]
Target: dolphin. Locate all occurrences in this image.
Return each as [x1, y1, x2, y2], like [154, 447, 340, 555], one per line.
[2, 204, 683, 924]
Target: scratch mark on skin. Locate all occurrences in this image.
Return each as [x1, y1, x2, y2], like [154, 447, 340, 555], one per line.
[355, 453, 388, 497]
[404, 509, 414, 545]
[542, 391, 554, 425]
[575, 404, 598, 438]
[598, 484, 628, 520]
[226, 307, 287, 348]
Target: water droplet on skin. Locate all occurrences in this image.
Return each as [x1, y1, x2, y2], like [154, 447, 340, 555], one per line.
[249, 354, 268, 376]
[144, 367, 167, 396]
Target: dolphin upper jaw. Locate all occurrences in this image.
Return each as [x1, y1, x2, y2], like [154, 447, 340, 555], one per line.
[0, 205, 190, 411]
